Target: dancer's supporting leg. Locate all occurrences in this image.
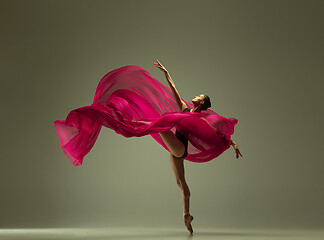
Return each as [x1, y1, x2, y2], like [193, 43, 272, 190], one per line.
[170, 154, 194, 234]
[159, 130, 194, 234]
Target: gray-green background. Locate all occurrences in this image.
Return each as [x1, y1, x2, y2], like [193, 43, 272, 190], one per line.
[1, 0, 323, 230]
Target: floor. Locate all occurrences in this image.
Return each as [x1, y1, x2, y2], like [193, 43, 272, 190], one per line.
[0, 227, 323, 240]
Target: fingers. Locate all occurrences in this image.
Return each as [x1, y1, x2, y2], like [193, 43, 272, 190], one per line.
[153, 60, 167, 72]
[238, 149, 243, 158]
[153, 59, 164, 68]
[153, 59, 161, 66]
[235, 149, 243, 159]
[153, 61, 162, 69]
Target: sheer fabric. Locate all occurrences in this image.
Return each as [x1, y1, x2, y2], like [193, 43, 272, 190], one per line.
[53, 65, 238, 166]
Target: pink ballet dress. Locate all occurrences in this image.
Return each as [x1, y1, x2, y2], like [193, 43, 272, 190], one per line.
[53, 65, 238, 166]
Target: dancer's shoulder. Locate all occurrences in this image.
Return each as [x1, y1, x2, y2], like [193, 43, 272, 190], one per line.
[180, 101, 188, 112]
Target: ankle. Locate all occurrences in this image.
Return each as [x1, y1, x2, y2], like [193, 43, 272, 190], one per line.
[183, 212, 190, 217]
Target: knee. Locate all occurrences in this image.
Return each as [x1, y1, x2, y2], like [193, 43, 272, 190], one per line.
[176, 179, 182, 187]
[173, 152, 184, 158]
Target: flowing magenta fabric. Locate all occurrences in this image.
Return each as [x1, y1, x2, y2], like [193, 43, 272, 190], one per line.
[53, 65, 238, 166]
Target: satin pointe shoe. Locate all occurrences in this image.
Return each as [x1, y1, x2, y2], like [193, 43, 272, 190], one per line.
[184, 213, 194, 235]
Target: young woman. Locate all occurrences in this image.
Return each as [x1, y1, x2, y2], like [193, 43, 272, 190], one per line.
[154, 60, 242, 235]
[54, 61, 242, 235]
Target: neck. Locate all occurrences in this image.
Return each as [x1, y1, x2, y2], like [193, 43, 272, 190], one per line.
[191, 105, 202, 112]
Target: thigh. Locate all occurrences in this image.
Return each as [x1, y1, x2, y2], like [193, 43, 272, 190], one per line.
[160, 130, 185, 158]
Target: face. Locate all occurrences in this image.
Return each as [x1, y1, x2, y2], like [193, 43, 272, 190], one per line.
[192, 94, 205, 106]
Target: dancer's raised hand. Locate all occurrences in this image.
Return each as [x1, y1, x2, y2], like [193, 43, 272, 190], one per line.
[153, 59, 168, 73]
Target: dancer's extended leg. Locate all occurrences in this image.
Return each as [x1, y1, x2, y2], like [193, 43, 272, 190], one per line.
[159, 130, 185, 158]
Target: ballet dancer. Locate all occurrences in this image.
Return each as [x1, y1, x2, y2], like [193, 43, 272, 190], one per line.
[153, 60, 243, 235]
[54, 61, 242, 235]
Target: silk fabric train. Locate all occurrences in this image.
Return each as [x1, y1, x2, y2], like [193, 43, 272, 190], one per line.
[53, 65, 238, 166]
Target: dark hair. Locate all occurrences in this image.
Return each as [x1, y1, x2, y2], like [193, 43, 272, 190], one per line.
[201, 94, 211, 110]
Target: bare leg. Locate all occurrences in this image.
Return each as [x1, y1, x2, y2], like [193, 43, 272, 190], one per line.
[159, 130, 185, 158]
[170, 153, 194, 234]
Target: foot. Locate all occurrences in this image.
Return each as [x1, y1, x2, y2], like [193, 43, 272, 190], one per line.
[184, 213, 194, 235]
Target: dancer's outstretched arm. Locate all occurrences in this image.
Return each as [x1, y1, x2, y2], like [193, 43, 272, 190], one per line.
[200, 117, 243, 159]
[154, 60, 188, 111]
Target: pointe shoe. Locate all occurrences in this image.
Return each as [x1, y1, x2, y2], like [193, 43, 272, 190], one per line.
[184, 213, 194, 235]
